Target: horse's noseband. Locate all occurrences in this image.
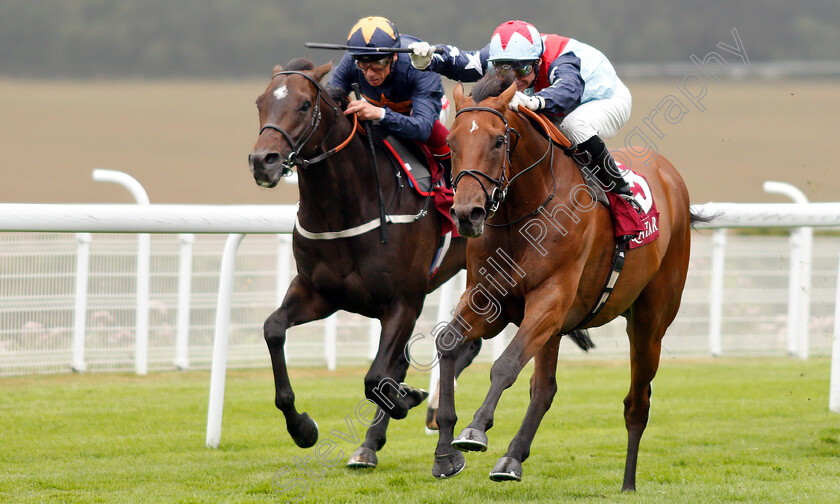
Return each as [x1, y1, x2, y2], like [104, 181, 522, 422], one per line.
[452, 106, 513, 217]
[452, 104, 556, 227]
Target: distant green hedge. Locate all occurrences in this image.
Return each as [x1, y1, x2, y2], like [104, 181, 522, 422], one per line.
[2, 0, 838, 78]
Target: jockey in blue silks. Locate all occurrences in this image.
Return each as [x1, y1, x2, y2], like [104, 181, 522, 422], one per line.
[328, 16, 452, 180]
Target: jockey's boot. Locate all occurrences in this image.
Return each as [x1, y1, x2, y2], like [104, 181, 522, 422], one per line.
[577, 136, 639, 212]
[577, 135, 641, 244]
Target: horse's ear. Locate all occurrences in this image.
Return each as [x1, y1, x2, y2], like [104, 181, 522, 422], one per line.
[453, 82, 466, 110]
[313, 61, 333, 82]
[499, 82, 517, 105]
[272, 64, 283, 76]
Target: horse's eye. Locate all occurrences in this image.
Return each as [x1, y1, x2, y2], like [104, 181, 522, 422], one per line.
[495, 136, 505, 149]
[298, 100, 312, 112]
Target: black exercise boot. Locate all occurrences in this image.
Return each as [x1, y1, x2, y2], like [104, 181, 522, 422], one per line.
[577, 136, 639, 211]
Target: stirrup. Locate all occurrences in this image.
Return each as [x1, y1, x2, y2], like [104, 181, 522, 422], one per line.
[619, 193, 642, 214]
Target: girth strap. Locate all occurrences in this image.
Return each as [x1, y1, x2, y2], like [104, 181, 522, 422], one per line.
[567, 241, 626, 333]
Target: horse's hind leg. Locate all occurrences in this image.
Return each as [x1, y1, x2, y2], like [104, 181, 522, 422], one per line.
[265, 275, 336, 448]
[622, 248, 689, 490]
[489, 333, 561, 482]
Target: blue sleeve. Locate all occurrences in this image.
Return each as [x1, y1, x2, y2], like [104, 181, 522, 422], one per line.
[326, 54, 356, 93]
[426, 44, 491, 83]
[535, 52, 585, 116]
[379, 66, 443, 141]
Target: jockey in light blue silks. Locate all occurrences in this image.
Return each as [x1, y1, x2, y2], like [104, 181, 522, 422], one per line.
[408, 20, 637, 209]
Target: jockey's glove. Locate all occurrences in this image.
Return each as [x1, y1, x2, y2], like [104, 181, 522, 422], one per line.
[509, 91, 545, 112]
[408, 41, 435, 70]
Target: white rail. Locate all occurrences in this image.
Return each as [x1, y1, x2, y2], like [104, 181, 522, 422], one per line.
[2, 188, 840, 449]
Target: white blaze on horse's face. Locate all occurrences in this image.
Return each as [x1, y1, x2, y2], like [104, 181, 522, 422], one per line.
[273, 85, 288, 101]
[469, 120, 479, 133]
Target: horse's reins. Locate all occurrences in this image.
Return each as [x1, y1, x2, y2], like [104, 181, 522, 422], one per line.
[453, 106, 557, 228]
[258, 71, 357, 176]
[263, 70, 429, 242]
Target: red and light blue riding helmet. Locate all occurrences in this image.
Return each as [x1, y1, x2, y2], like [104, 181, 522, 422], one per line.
[487, 20, 544, 63]
[347, 16, 400, 62]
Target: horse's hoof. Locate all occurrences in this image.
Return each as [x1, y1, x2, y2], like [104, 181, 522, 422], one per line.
[400, 382, 429, 409]
[489, 456, 523, 482]
[288, 413, 319, 449]
[432, 450, 466, 479]
[451, 427, 488, 452]
[346, 446, 378, 469]
[425, 407, 439, 431]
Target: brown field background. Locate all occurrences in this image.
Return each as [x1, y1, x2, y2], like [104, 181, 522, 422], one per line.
[1, 77, 837, 206]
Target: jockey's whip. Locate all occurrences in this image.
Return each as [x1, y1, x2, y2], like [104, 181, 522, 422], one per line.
[351, 83, 389, 244]
[305, 42, 445, 55]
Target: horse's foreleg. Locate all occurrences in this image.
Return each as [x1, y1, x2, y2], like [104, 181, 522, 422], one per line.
[426, 338, 482, 430]
[265, 276, 336, 448]
[431, 327, 466, 478]
[452, 299, 562, 455]
[349, 319, 424, 469]
[489, 333, 561, 482]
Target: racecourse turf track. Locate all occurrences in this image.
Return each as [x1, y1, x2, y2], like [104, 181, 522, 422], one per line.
[1, 358, 839, 503]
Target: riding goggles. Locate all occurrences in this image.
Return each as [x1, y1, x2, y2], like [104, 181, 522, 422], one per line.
[354, 56, 392, 72]
[493, 60, 536, 78]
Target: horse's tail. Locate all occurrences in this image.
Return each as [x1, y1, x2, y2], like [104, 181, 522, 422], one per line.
[565, 329, 596, 352]
[689, 206, 717, 230]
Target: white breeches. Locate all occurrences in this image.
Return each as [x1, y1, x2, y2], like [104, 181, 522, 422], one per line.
[556, 78, 632, 144]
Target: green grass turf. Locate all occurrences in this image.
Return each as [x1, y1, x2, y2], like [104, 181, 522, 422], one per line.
[1, 358, 839, 503]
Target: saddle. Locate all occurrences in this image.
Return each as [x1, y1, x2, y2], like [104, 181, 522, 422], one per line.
[382, 135, 436, 196]
[519, 107, 659, 250]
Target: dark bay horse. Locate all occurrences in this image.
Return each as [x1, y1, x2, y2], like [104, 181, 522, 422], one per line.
[430, 78, 696, 491]
[248, 59, 481, 468]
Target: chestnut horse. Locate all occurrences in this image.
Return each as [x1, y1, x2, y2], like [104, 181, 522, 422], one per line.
[248, 59, 481, 468]
[430, 77, 697, 491]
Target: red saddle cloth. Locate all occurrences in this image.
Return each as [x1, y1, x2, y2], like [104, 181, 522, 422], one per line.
[382, 139, 458, 237]
[604, 165, 660, 249]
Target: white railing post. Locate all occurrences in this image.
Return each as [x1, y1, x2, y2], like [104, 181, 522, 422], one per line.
[174, 233, 194, 370]
[493, 326, 508, 360]
[92, 169, 152, 374]
[206, 233, 245, 448]
[275, 235, 293, 309]
[786, 232, 802, 356]
[72, 233, 92, 372]
[368, 319, 379, 361]
[709, 228, 727, 356]
[325, 314, 337, 371]
[763, 181, 812, 359]
[830, 247, 840, 413]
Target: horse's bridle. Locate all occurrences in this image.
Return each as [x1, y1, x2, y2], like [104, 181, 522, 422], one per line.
[258, 71, 356, 176]
[452, 106, 556, 227]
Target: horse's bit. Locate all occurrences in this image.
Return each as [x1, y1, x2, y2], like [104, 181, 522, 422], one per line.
[452, 106, 556, 227]
[258, 71, 353, 176]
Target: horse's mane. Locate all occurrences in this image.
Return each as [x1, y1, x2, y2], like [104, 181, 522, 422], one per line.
[470, 73, 516, 102]
[281, 57, 350, 112]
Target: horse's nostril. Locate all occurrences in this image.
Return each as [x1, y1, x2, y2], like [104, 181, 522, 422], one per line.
[264, 153, 280, 166]
[469, 207, 486, 224]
